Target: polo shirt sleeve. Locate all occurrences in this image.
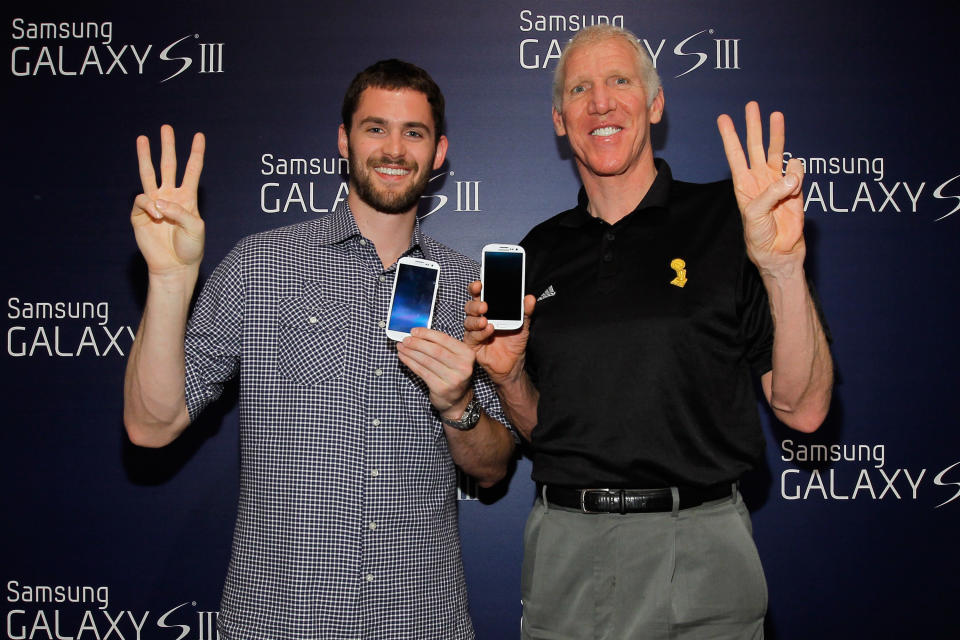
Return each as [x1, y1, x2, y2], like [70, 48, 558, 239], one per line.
[518, 228, 546, 389]
[184, 241, 245, 422]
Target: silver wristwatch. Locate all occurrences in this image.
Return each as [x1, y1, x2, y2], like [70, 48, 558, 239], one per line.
[440, 396, 482, 431]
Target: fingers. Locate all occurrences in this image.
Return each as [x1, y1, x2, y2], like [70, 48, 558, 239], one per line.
[131, 193, 161, 222]
[744, 101, 766, 171]
[136, 135, 158, 194]
[154, 198, 203, 234]
[131, 190, 201, 227]
[719, 102, 788, 181]
[748, 173, 802, 218]
[785, 157, 804, 193]
[523, 294, 536, 317]
[465, 296, 488, 319]
[464, 312, 490, 332]
[464, 280, 489, 337]
[159, 124, 177, 188]
[397, 328, 474, 392]
[181, 132, 206, 194]
[767, 111, 785, 172]
[136, 125, 204, 206]
[717, 113, 748, 177]
[463, 286, 494, 349]
[463, 320, 495, 350]
[402, 328, 471, 361]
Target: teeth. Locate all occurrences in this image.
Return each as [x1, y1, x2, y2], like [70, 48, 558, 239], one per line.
[376, 167, 410, 176]
[591, 126, 621, 136]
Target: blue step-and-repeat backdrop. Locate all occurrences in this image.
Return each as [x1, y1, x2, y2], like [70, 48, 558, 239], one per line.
[2, 1, 958, 638]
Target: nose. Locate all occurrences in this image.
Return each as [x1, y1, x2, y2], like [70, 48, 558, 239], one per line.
[382, 130, 406, 159]
[588, 85, 616, 115]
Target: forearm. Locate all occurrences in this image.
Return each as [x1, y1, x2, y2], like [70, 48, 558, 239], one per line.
[762, 265, 833, 432]
[123, 270, 198, 447]
[494, 366, 540, 442]
[444, 412, 515, 488]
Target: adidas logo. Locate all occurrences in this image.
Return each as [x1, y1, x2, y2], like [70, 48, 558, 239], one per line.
[537, 285, 556, 301]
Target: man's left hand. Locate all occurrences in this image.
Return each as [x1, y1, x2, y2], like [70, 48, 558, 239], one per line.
[396, 328, 475, 419]
[717, 101, 806, 275]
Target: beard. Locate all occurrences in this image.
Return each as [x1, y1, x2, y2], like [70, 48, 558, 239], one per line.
[348, 146, 432, 215]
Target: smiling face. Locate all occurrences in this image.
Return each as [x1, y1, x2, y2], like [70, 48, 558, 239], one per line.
[338, 87, 448, 215]
[553, 36, 664, 183]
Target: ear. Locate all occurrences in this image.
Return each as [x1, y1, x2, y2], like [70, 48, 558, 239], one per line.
[432, 134, 449, 170]
[648, 87, 665, 125]
[552, 107, 567, 137]
[337, 124, 349, 159]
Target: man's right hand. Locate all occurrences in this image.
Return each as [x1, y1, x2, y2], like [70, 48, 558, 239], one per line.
[463, 280, 536, 385]
[464, 280, 540, 440]
[131, 125, 206, 277]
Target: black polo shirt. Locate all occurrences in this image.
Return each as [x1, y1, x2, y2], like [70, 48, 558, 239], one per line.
[522, 160, 773, 488]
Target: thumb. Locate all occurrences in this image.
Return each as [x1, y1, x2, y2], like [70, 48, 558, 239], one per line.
[155, 199, 203, 235]
[747, 173, 800, 217]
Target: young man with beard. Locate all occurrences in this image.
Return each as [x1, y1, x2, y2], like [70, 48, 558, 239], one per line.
[465, 25, 833, 639]
[123, 59, 514, 640]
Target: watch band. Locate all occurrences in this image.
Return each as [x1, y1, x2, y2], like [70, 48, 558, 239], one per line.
[440, 396, 482, 431]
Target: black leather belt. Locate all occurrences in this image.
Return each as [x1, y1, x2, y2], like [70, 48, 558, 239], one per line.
[539, 483, 732, 514]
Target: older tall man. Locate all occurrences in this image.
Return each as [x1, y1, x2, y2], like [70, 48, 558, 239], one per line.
[466, 25, 832, 639]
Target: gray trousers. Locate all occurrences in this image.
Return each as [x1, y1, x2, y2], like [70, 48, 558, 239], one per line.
[521, 488, 766, 640]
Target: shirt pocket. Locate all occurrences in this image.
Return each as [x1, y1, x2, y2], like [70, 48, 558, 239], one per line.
[276, 295, 350, 386]
[430, 300, 464, 340]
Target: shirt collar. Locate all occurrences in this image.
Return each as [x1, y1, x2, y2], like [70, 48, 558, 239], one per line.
[320, 200, 430, 261]
[408, 216, 431, 261]
[321, 201, 363, 245]
[559, 158, 673, 228]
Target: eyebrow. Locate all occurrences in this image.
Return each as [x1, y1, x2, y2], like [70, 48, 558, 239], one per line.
[567, 68, 636, 86]
[358, 116, 432, 133]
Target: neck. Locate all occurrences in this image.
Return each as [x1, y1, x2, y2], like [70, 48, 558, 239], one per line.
[578, 155, 658, 225]
[347, 192, 417, 269]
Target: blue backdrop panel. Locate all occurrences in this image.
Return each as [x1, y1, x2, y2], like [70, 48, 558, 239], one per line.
[2, 1, 958, 638]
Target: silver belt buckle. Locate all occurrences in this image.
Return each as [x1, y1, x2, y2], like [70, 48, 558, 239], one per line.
[579, 488, 618, 514]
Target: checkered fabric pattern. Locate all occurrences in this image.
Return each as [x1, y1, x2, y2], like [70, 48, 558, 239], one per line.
[184, 203, 507, 640]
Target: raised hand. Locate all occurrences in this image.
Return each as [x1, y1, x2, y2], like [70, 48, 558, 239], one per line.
[717, 102, 805, 274]
[463, 280, 536, 385]
[130, 125, 206, 276]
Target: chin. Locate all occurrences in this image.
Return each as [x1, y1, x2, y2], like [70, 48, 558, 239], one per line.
[583, 161, 630, 177]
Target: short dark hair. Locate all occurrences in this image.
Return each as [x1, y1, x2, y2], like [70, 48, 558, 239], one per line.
[341, 59, 445, 137]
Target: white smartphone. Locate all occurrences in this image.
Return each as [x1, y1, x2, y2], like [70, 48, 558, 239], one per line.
[481, 243, 525, 331]
[385, 256, 441, 341]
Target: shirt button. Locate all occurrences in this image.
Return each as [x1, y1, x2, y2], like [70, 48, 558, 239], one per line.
[366, 573, 375, 582]
[372, 418, 381, 427]
[605, 231, 615, 241]
[359, 238, 367, 246]
[308, 316, 318, 324]
[603, 252, 614, 262]
[379, 275, 387, 282]
[374, 368, 383, 377]
[369, 521, 378, 530]
[371, 469, 380, 477]
[378, 320, 386, 328]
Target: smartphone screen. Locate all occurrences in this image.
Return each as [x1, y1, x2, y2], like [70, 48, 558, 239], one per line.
[386, 258, 440, 340]
[482, 245, 525, 330]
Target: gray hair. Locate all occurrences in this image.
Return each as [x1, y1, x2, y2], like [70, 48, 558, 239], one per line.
[552, 25, 662, 112]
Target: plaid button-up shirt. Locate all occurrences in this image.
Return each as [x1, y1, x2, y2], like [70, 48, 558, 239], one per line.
[184, 203, 507, 639]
